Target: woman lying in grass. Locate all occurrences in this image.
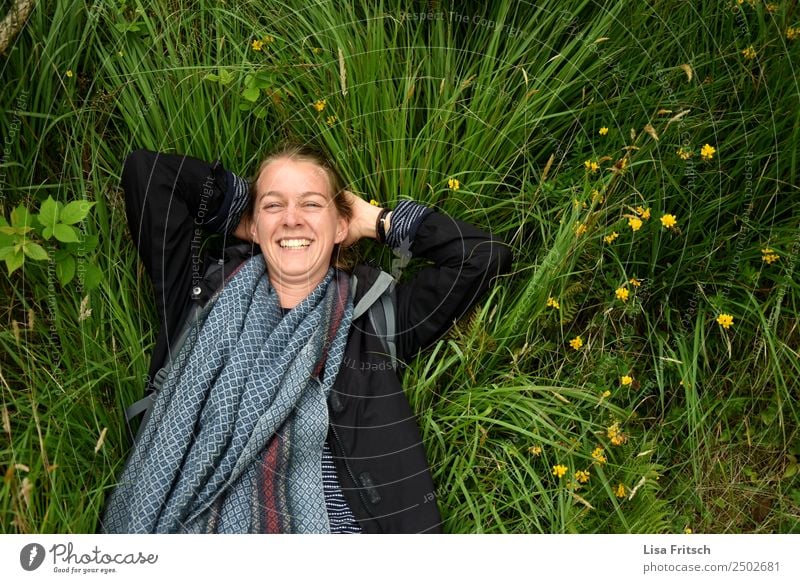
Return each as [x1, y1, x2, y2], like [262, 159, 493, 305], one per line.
[100, 143, 512, 533]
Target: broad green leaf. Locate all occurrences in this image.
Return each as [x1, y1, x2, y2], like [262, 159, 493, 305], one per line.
[54, 224, 80, 243]
[0, 246, 14, 260]
[84, 263, 104, 290]
[39, 196, 59, 227]
[204, 73, 220, 82]
[23, 242, 49, 261]
[242, 87, 260, 102]
[56, 254, 76, 286]
[60, 200, 95, 225]
[43, 226, 54, 240]
[218, 69, 234, 85]
[11, 205, 36, 229]
[5, 250, 24, 274]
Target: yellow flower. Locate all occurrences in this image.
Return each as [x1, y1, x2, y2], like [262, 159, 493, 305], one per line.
[684, 527, 693, 534]
[584, 160, 600, 173]
[326, 115, 337, 127]
[251, 39, 263, 51]
[761, 247, 779, 264]
[602, 390, 611, 398]
[660, 213, 678, 229]
[117, 50, 124, 57]
[66, 69, 74, 78]
[615, 287, 629, 302]
[369, 199, 380, 207]
[569, 336, 583, 350]
[676, 147, 693, 160]
[575, 222, 587, 236]
[628, 217, 643, 232]
[591, 447, 607, 464]
[620, 375, 633, 386]
[615, 483, 626, 498]
[591, 189, 604, 204]
[603, 231, 619, 244]
[716, 313, 734, 329]
[448, 178, 460, 191]
[312, 47, 323, 55]
[313, 99, 327, 112]
[607, 422, 627, 445]
[742, 45, 757, 60]
[629, 277, 641, 287]
[262, 34, 275, 44]
[700, 143, 716, 161]
[546, 297, 560, 310]
[575, 469, 591, 483]
[529, 445, 542, 456]
[635, 206, 651, 220]
[552, 464, 568, 478]
[787, 27, 800, 41]
[599, 127, 609, 136]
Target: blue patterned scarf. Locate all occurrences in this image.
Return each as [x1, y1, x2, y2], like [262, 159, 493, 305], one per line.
[101, 254, 353, 533]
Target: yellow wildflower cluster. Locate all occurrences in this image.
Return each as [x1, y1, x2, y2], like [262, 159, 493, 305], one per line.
[251, 35, 275, 51]
[676, 147, 693, 160]
[575, 222, 588, 236]
[591, 189, 605, 204]
[716, 313, 734, 329]
[326, 115, 337, 127]
[603, 231, 619, 244]
[569, 336, 583, 350]
[761, 247, 779, 264]
[448, 178, 460, 191]
[313, 99, 327, 112]
[369, 199, 380, 207]
[552, 464, 568, 478]
[620, 375, 633, 386]
[615, 286, 629, 303]
[584, 160, 600, 173]
[742, 46, 757, 60]
[599, 127, 609, 136]
[629, 277, 641, 287]
[607, 422, 627, 446]
[635, 206, 651, 220]
[602, 390, 611, 398]
[788, 27, 800, 41]
[591, 447, 607, 464]
[529, 445, 543, 456]
[575, 469, 591, 484]
[700, 143, 716, 161]
[628, 216, 643, 232]
[615, 483, 626, 498]
[660, 213, 678, 229]
[547, 297, 560, 310]
[66, 69, 74, 78]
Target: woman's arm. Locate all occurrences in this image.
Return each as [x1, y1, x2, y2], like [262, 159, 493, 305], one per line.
[388, 205, 514, 362]
[121, 149, 249, 338]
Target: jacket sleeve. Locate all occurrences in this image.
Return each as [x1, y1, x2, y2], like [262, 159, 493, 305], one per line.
[120, 149, 249, 347]
[393, 210, 514, 363]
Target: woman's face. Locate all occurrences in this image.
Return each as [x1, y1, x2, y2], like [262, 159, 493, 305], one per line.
[250, 158, 348, 290]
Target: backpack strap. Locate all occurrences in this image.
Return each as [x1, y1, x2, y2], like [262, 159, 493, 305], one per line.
[351, 270, 397, 369]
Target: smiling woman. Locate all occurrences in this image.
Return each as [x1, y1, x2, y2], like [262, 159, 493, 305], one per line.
[99, 142, 513, 534]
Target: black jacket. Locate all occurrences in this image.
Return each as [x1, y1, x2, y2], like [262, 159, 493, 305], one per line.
[121, 149, 513, 533]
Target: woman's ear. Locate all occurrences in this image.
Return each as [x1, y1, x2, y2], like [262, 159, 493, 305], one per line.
[334, 214, 349, 245]
[249, 216, 259, 244]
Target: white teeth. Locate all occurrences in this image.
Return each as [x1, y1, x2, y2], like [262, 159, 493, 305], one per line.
[279, 239, 311, 248]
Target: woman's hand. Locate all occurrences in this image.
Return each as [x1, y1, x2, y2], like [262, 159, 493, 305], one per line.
[233, 213, 252, 242]
[341, 190, 389, 247]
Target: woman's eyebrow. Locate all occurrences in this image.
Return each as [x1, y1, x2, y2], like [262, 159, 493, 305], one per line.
[257, 190, 327, 201]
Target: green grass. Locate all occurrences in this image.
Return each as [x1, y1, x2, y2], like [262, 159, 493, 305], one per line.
[1, 0, 798, 533]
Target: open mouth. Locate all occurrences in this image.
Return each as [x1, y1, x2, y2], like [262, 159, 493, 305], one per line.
[278, 238, 312, 249]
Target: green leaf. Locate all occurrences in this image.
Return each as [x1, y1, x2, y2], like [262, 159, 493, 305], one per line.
[39, 196, 59, 227]
[252, 105, 267, 119]
[83, 263, 104, 290]
[23, 242, 49, 261]
[204, 73, 220, 82]
[56, 254, 76, 286]
[0, 246, 14, 260]
[5, 250, 24, 274]
[11, 205, 36, 229]
[218, 69, 234, 85]
[53, 224, 80, 243]
[60, 200, 95, 225]
[242, 87, 260, 102]
[43, 226, 54, 240]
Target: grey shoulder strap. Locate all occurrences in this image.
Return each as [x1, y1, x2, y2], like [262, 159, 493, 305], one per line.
[352, 270, 395, 320]
[351, 271, 397, 369]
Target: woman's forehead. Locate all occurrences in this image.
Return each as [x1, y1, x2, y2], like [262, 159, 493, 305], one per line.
[257, 158, 331, 194]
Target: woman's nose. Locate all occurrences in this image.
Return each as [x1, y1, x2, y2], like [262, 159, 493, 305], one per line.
[282, 204, 302, 226]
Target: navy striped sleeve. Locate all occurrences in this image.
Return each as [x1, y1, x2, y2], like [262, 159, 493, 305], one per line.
[203, 162, 250, 235]
[385, 200, 432, 250]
